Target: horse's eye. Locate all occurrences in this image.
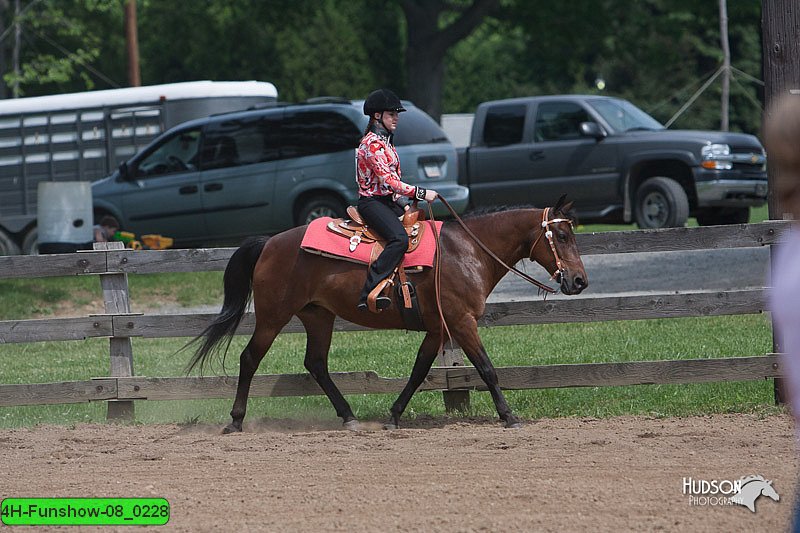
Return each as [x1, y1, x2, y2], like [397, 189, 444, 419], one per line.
[557, 231, 568, 243]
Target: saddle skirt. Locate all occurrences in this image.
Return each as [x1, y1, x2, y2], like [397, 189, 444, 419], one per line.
[300, 215, 443, 268]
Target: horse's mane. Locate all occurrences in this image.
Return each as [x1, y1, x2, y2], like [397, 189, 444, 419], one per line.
[461, 203, 578, 222]
[740, 475, 768, 485]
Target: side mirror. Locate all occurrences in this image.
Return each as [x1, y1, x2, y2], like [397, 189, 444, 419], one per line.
[118, 161, 129, 179]
[579, 122, 606, 140]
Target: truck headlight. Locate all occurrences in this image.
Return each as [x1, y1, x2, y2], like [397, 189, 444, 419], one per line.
[701, 143, 733, 170]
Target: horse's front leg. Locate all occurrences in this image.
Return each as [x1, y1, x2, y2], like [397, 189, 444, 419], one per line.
[386, 331, 442, 429]
[450, 316, 521, 428]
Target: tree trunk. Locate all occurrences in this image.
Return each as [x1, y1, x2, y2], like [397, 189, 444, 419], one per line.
[402, 0, 498, 122]
[762, 0, 800, 219]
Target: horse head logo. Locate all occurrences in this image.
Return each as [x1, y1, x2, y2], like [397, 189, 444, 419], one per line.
[730, 475, 780, 513]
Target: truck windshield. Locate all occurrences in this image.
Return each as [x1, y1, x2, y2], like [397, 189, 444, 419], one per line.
[588, 99, 664, 133]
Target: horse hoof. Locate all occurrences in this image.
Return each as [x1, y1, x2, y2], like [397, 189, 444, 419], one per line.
[221, 424, 242, 434]
[505, 421, 523, 429]
[343, 419, 361, 431]
[383, 422, 398, 430]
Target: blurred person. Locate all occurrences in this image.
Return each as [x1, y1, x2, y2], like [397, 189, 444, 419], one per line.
[93, 215, 119, 243]
[765, 93, 800, 533]
[355, 88, 437, 312]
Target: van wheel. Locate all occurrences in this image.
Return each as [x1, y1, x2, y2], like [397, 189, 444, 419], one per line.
[0, 229, 21, 255]
[634, 177, 689, 229]
[695, 207, 750, 226]
[297, 196, 345, 226]
[21, 226, 38, 255]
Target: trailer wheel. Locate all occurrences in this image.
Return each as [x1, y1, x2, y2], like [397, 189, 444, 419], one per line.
[21, 226, 39, 255]
[0, 229, 21, 255]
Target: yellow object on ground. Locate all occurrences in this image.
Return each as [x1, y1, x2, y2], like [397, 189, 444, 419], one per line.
[140, 234, 174, 250]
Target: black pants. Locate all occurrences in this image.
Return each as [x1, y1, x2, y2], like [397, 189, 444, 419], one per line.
[358, 195, 408, 303]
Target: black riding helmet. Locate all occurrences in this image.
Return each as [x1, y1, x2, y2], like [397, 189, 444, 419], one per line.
[363, 88, 407, 116]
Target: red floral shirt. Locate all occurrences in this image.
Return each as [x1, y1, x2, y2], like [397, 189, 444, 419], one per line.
[356, 130, 417, 198]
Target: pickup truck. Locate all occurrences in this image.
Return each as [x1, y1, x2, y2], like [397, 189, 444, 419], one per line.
[456, 95, 768, 228]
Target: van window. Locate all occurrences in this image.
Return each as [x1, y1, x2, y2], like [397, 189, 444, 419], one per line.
[394, 108, 449, 146]
[483, 104, 526, 147]
[200, 115, 281, 170]
[279, 110, 361, 159]
[534, 102, 592, 142]
[133, 127, 202, 177]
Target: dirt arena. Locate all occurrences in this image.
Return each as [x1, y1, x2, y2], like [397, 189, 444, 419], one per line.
[0, 413, 796, 532]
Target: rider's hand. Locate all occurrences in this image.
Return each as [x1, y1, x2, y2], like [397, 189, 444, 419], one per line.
[424, 189, 438, 203]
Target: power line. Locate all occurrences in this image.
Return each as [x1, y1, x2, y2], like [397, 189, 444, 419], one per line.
[0, 0, 44, 45]
[28, 26, 119, 87]
[665, 66, 725, 128]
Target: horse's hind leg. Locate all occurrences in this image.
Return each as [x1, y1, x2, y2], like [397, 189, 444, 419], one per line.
[225, 325, 282, 434]
[385, 331, 441, 429]
[450, 316, 521, 428]
[297, 305, 358, 428]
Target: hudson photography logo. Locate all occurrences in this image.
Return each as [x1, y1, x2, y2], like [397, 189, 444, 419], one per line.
[682, 475, 780, 512]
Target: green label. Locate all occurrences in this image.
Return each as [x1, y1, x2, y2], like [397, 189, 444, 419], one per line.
[1, 498, 170, 526]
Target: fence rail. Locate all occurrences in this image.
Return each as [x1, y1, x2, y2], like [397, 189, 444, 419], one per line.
[0, 220, 789, 417]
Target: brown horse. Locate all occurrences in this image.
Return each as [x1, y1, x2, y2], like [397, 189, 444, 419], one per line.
[188, 196, 588, 432]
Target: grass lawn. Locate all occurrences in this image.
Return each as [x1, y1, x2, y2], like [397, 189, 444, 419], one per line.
[0, 204, 780, 427]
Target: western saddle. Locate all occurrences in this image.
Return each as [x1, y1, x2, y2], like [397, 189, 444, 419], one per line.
[326, 204, 427, 313]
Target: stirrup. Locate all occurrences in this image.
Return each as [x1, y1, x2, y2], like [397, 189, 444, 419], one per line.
[367, 278, 394, 313]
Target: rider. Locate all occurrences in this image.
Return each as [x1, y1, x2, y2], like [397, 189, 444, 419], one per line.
[356, 88, 438, 312]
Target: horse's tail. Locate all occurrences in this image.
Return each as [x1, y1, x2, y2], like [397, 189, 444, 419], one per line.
[185, 236, 268, 374]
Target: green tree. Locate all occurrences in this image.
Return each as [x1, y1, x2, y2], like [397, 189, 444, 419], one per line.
[273, 1, 373, 101]
[0, 0, 122, 97]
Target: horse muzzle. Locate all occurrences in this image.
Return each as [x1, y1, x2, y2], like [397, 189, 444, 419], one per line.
[559, 269, 588, 295]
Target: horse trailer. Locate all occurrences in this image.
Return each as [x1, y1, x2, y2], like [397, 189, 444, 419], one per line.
[0, 80, 278, 254]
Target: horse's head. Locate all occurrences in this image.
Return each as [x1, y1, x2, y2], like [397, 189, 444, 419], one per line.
[529, 195, 588, 295]
[761, 480, 780, 502]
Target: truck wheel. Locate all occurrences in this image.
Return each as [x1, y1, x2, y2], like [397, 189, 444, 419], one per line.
[634, 177, 689, 229]
[0, 229, 21, 255]
[296, 195, 345, 226]
[695, 207, 749, 226]
[21, 226, 39, 255]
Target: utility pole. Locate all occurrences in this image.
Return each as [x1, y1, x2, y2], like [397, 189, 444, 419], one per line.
[124, 0, 141, 87]
[12, 0, 20, 97]
[761, 0, 800, 404]
[719, 0, 730, 131]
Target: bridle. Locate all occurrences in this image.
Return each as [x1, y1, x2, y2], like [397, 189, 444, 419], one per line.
[529, 207, 573, 284]
[428, 198, 574, 353]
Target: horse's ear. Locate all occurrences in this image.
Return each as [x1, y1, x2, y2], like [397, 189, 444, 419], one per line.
[562, 201, 574, 214]
[553, 194, 567, 211]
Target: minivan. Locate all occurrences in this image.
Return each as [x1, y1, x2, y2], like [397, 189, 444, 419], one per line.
[91, 98, 469, 247]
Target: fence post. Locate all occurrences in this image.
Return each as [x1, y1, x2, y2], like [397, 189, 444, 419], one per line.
[94, 242, 135, 421]
[435, 343, 470, 412]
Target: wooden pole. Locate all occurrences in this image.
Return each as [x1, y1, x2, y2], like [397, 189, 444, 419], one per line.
[719, 0, 730, 131]
[761, 0, 800, 404]
[12, 0, 20, 98]
[94, 242, 136, 421]
[124, 0, 141, 87]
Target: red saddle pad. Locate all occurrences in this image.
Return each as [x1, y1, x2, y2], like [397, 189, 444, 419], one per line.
[300, 217, 443, 268]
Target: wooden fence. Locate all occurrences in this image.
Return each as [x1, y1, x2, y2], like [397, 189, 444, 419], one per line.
[0, 221, 789, 420]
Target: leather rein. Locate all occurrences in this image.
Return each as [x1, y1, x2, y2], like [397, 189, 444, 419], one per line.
[434, 197, 571, 294]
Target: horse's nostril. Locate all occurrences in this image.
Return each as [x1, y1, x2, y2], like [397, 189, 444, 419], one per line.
[575, 277, 586, 288]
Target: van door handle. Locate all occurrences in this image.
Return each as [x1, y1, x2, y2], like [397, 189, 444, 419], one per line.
[204, 183, 223, 192]
[529, 151, 545, 161]
[179, 185, 198, 195]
